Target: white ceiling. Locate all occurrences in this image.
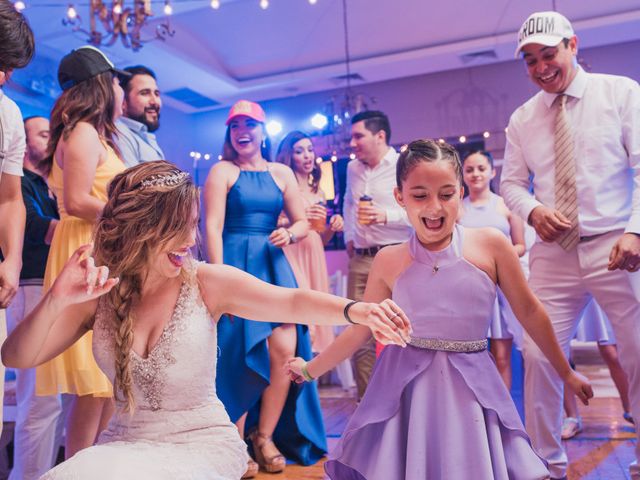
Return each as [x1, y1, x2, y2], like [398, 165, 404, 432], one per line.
[19, 0, 640, 113]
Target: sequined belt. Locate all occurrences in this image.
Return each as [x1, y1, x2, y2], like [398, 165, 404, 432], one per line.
[408, 336, 488, 352]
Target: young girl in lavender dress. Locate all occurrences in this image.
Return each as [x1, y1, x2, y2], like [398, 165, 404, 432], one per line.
[459, 151, 526, 388]
[286, 140, 593, 480]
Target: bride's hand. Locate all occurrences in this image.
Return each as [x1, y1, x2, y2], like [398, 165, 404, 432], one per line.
[49, 244, 119, 306]
[347, 299, 412, 347]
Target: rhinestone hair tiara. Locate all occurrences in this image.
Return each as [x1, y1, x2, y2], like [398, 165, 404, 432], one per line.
[139, 170, 189, 189]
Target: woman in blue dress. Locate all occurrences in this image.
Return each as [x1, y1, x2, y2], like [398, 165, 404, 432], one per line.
[203, 100, 326, 477]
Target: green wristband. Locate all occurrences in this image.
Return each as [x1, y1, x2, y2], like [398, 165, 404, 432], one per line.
[301, 362, 315, 382]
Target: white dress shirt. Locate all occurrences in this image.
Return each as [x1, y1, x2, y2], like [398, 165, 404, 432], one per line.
[343, 147, 412, 248]
[115, 117, 165, 168]
[0, 90, 25, 178]
[501, 67, 640, 237]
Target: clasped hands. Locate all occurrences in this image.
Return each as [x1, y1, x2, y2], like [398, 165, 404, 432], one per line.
[285, 298, 412, 384]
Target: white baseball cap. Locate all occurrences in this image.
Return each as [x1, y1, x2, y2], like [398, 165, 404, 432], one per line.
[515, 11, 574, 58]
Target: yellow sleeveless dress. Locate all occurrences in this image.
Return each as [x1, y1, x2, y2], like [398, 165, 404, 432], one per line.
[36, 144, 125, 397]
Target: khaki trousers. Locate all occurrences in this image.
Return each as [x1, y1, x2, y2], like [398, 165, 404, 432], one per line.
[347, 254, 376, 400]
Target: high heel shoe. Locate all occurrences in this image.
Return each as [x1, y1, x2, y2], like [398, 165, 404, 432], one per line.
[241, 457, 259, 479]
[248, 430, 286, 473]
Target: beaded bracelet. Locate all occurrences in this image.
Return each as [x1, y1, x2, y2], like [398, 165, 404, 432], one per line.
[301, 361, 315, 382]
[343, 300, 361, 325]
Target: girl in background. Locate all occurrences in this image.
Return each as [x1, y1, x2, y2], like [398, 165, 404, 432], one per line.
[459, 150, 526, 388]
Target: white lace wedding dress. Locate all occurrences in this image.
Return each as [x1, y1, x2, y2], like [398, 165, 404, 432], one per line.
[41, 271, 248, 479]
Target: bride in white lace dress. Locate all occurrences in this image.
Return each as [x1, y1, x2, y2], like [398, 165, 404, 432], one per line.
[1, 161, 410, 480]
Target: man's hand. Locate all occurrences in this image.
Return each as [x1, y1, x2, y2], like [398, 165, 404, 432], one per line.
[357, 204, 387, 225]
[0, 257, 21, 308]
[528, 206, 572, 242]
[608, 233, 640, 272]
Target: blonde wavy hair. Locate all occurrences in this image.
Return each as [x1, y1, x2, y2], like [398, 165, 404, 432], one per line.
[93, 160, 199, 412]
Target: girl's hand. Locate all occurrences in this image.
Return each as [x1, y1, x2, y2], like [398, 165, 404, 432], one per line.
[329, 214, 344, 232]
[284, 357, 306, 384]
[49, 244, 119, 306]
[349, 299, 412, 347]
[269, 227, 291, 248]
[565, 370, 594, 406]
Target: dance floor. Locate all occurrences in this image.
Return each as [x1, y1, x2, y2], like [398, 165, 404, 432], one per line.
[255, 363, 637, 480]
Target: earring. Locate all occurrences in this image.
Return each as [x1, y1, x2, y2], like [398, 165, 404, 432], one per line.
[261, 139, 266, 149]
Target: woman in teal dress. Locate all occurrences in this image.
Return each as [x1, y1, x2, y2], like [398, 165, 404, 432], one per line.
[203, 100, 326, 477]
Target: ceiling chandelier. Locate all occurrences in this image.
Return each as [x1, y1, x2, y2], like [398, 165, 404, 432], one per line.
[62, 0, 174, 51]
[313, 0, 375, 158]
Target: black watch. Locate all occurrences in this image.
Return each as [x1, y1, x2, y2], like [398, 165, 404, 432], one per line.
[286, 229, 297, 244]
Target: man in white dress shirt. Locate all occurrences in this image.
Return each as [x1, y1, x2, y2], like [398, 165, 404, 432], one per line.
[343, 110, 412, 399]
[115, 65, 165, 167]
[500, 11, 640, 479]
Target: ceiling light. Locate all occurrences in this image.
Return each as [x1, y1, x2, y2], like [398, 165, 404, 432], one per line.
[66, 4, 77, 19]
[266, 120, 282, 136]
[311, 113, 328, 130]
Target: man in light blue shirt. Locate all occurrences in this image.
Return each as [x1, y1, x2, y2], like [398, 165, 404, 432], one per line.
[115, 65, 165, 167]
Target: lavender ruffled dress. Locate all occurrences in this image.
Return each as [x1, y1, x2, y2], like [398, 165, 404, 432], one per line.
[325, 225, 548, 480]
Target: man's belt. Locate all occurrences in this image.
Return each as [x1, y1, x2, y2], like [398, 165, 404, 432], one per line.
[354, 243, 399, 256]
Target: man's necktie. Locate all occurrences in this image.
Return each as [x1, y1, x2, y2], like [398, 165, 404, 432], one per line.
[554, 94, 580, 250]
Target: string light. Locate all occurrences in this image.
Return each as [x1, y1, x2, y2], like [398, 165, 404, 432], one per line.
[210, 0, 220, 8]
[309, 0, 317, 3]
[66, 4, 77, 19]
[259, 0, 268, 9]
[459, 135, 467, 143]
[483, 131, 490, 138]
[112, 2, 122, 14]
[163, 0, 172, 15]
[349, 153, 356, 160]
[13, 0, 26, 11]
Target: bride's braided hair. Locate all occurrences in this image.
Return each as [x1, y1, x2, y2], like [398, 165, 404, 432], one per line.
[93, 161, 199, 412]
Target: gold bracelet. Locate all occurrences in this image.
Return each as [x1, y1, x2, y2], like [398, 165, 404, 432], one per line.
[301, 361, 315, 382]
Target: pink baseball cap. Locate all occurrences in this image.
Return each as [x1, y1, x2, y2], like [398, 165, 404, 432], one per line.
[225, 100, 266, 125]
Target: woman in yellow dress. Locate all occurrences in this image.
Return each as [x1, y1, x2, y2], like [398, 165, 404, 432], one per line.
[34, 46, 128, 458]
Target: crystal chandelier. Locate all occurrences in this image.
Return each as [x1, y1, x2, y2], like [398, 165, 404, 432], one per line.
[62, 0, 174, 51]
[313, 0, 375, 158]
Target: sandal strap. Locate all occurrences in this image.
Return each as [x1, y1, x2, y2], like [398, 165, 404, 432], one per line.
[254, 432, 285, 464]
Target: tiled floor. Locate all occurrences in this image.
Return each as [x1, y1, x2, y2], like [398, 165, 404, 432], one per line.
[254, 360, 637, 479]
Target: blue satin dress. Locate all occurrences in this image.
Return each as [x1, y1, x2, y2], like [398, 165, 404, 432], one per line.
[216, 169, 327, 465]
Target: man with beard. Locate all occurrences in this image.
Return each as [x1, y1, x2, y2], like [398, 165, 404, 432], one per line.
[115, 65, 165, 167]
